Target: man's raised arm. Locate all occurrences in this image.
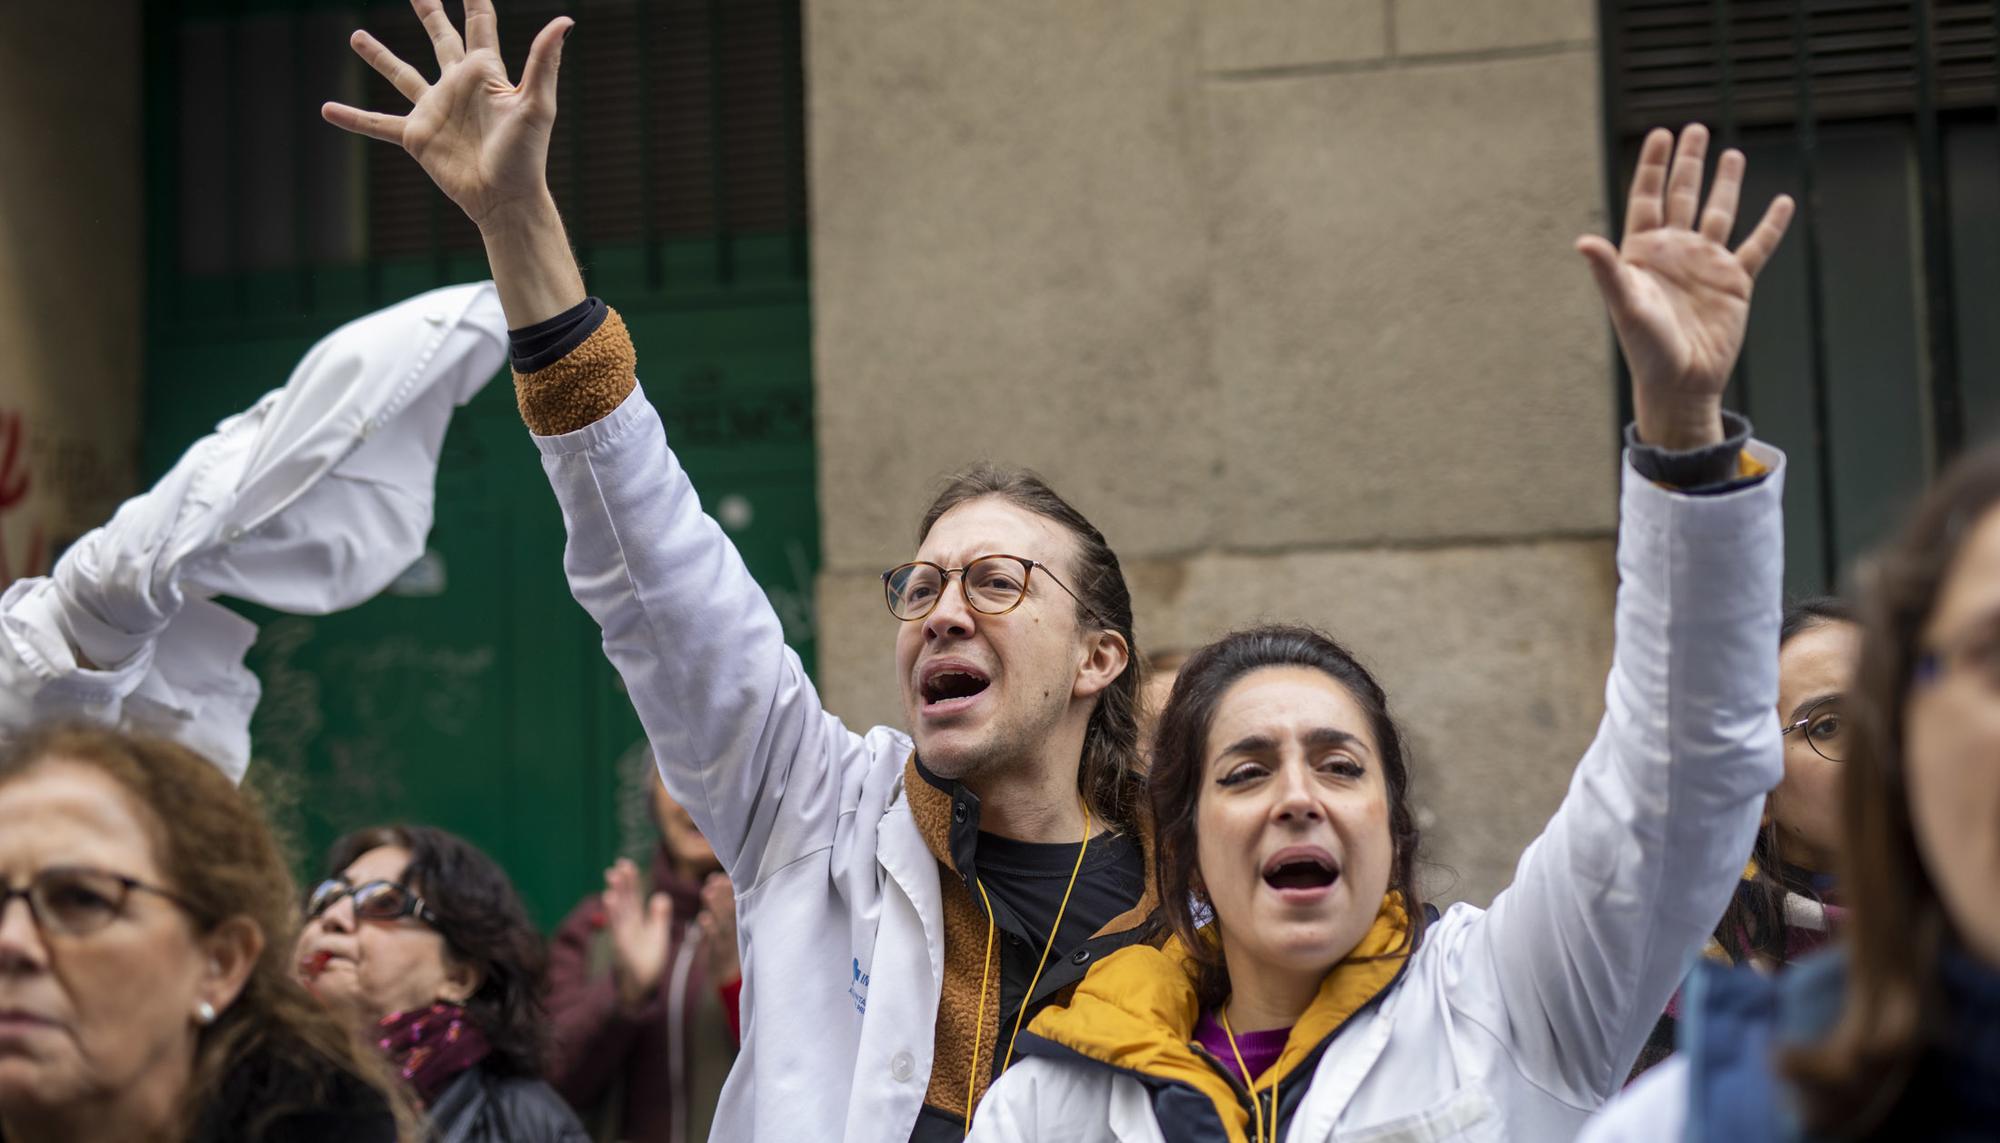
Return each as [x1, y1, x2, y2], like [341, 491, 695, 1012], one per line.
[322, 0, 874, 885]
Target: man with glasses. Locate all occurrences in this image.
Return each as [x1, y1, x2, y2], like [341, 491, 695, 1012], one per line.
[321, 4, 1155, 1139]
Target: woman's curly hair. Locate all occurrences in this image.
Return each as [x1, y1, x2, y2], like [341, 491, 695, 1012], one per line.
[322, 825, 551, 1077]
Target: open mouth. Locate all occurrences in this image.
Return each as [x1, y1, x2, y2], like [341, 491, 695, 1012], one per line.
[920, 665, 991, 707]
[1262, 849, 1339, 892]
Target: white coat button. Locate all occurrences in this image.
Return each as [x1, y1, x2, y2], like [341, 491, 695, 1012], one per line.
[424, 312, 445, 325]
[221, 525, 245, 543]
[890, 1051, 915, 1082]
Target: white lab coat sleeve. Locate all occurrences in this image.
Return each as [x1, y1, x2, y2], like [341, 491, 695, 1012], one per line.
[1442, 446, 1785, 1104]
[0, 282, 508, 782]
[534, 386, 874, 891]
[1576, 1056, 1689, 1143]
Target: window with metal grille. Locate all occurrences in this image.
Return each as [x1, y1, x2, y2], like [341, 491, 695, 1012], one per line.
[158, 0, 805, 314]
[1600, 0, 2000, 593]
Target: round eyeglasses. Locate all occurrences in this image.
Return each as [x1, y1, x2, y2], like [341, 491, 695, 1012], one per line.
[881, 553, 1103, 625]
[0, 865, 198, 938]
[1780, 696, 1846, 763]
[306, 877, 440, 928]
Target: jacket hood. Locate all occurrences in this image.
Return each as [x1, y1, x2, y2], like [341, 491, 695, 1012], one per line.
[1018, 894, 1412, 1143]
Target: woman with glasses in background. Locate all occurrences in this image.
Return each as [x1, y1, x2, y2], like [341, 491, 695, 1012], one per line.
[1628, 596, 1860, 1078]
[1585, 442, 2000, 1139]
[0, 723, 409, 1142]
[296, 825, 586, 1142]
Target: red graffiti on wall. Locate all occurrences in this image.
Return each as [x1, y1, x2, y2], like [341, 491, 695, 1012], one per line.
[0, 412, 48, 582]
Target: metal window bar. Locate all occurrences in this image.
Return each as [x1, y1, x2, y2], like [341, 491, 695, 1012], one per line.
[781, 0, 807, 278]
[1791, 1, 1841, 590]
[708, 0, 733, 285]
[1915, 0, 1967, 463]
[1714, 0, 1752, 418]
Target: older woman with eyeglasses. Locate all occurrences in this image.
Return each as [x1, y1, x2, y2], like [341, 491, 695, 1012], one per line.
[295, 825, 586, 1142]
[0, 723, 410, 1142]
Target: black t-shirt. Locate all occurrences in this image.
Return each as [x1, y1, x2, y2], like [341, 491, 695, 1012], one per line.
[909, 822, 1150, 1143]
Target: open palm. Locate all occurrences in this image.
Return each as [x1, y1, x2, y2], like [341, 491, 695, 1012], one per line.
[1578, 126, 1795, 439]
[603, 858, 671, 1011]
[323, 0, 571, 231]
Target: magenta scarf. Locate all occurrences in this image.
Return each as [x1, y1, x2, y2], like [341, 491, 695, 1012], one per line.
[375, 1002, 492, 1106]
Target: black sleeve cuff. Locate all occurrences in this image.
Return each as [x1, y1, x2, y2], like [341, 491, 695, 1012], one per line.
[1625, 410, 1757, 494]
[509, 297, 609, 373]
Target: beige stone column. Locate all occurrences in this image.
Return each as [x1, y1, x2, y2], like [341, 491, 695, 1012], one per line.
[808, 0, 1620, 905]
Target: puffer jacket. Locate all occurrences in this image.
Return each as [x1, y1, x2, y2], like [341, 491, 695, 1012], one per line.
[429, 1065, 590, 1143]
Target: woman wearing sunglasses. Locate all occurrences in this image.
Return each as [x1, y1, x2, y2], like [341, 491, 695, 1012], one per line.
[296, 825, 585, 1142]
[0, 723, 410, 1142]
[1628, 597, 1859, 1077]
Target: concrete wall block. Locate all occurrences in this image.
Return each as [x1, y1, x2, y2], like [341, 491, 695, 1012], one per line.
[818, 537, 1616, 906]
[1204, 50, 1617, 548]
[816, 568, 908, 738]
[809, 0, 1224, 571]
[1137, 537, 1619, 907]
[1396, 0, 1596, 57]
[1201, 0, 1389, 72]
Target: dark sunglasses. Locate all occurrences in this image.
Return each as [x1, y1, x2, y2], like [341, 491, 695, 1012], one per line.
[305, 877, 440, 928]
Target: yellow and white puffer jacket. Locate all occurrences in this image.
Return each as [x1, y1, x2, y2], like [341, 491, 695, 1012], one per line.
[985, 899, 1412, 1143]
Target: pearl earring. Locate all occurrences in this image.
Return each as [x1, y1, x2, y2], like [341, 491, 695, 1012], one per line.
[195, 1001, 217, 1026]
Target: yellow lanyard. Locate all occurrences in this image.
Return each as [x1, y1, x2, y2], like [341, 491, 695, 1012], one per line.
[962, 801, 1093, 1134]
[1220, 1007, 1276, 1143]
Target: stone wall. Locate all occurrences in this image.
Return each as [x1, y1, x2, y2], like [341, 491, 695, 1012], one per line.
[0, 1, 144, 581]
[807, 0, 1618, 905]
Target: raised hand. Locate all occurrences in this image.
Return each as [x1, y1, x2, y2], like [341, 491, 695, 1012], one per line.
[1577, 124, 1795, 450]
[322, 0, 571, 234]
[603, 858, 673, 1013]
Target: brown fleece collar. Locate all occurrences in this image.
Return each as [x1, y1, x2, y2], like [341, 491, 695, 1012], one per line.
[903, 755, 1162, 1120]
[513, 307, 638, 436]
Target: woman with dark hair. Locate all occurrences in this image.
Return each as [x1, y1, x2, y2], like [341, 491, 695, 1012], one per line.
[295, 825, 586, 1142]
[1628, 596, 1860, 1077]
[1585, 441, 2000, 1140]
[0, 723, 411, 1143]
[968, 124, 1795, 1142]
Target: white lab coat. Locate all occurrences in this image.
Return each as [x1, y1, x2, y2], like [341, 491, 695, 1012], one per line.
[963, 448, 1787, 1143]
[0, 282, 508, 781]
[537, 386, 961, 1142]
